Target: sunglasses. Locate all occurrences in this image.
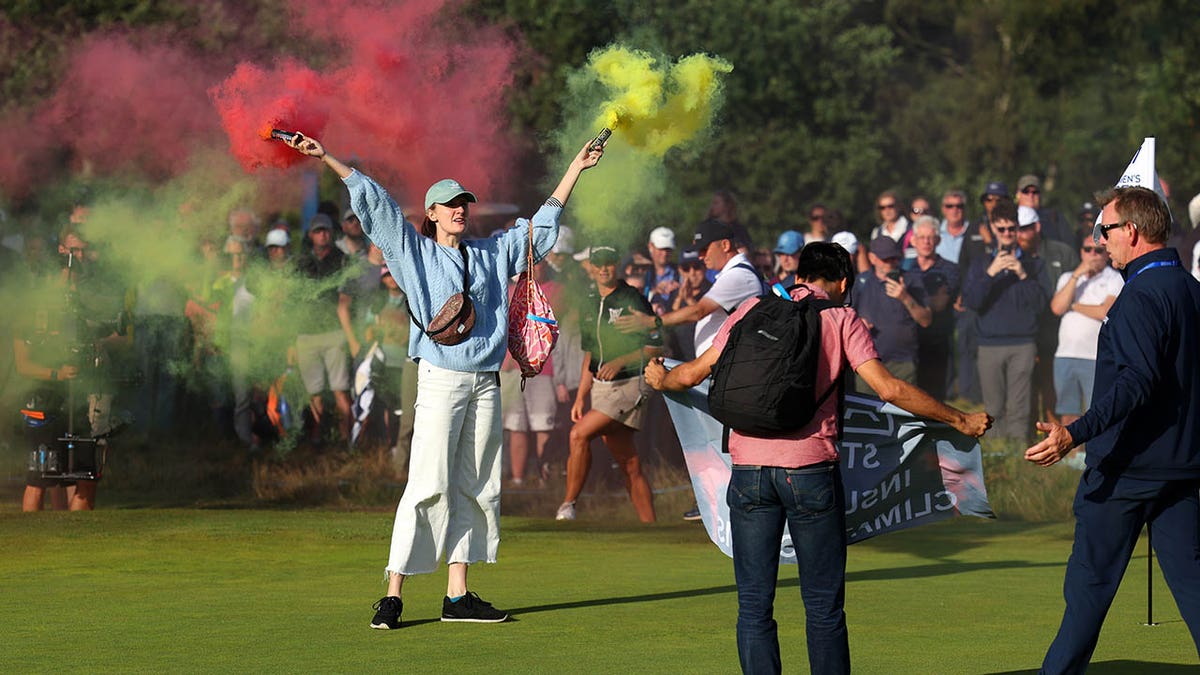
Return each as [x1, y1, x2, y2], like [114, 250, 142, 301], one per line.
[911, 207, 929, 215]
[1081, 246, 1107, 254]
[878, 202, 897, 211]
[809, 213, 825, 221]
[983, 196, 1002, 203]
[1021, 187, 1040, 195]
[943, 202, 964, 209]
[681, 262, 705, 271]
[1097, 222, 1126, 240]
[994, 225, 1017, 234]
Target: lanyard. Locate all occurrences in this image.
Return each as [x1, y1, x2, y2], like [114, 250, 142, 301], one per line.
[1128, 259, 1179, 281]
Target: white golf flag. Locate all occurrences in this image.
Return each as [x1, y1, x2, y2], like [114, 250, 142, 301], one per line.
[1094, 137, 1172, 242]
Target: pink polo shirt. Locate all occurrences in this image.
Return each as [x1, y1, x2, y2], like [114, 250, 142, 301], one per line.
[710, 285, 878, 468]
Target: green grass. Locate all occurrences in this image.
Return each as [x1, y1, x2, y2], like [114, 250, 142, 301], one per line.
[1, 508, 1196, 674]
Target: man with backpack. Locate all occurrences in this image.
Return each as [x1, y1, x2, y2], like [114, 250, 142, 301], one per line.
[644, 242, 992, 675]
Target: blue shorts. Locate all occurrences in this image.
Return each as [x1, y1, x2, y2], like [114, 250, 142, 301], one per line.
[1053, 357, 1095, 416]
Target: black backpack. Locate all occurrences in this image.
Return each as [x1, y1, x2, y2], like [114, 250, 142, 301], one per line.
[707, 291, 841, 439]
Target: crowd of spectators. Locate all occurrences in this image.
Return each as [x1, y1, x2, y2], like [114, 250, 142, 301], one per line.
[7, 175, 1200, 512]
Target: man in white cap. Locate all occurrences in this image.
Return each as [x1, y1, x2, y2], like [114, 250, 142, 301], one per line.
[644, 226, 680, 315]
[1017, 174, 1072, 245]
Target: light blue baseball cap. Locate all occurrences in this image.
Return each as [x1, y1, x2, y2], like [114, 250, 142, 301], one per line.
[773, 230, 805, 255]
[424, 179, 477, 210]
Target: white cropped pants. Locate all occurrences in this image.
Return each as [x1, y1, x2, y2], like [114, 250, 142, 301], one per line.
[386, 360, 503, 575]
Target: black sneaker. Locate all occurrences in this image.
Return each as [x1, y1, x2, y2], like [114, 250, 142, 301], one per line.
[370, 596, 403, 630]
[441, 591, 509, 623]
[683, 507, 703, 522]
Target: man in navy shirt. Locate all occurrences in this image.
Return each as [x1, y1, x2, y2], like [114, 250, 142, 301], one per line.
[850, 236, 930, 391]
[1026, 186, 1200, 673]
[961, 200, 1047, 441]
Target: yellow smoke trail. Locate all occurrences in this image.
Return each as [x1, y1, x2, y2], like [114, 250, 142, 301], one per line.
[558, 45, 733, 247]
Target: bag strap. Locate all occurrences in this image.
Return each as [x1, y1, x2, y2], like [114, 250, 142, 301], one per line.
[527, 218, 536, 310]
[407, 244, 470, 336]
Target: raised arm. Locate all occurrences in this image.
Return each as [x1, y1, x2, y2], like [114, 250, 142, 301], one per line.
[550, 140, 606, 208]
[287, 133, 354, 179]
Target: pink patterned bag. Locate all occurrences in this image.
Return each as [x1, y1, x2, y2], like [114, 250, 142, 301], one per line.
[507, 220, 560, 386]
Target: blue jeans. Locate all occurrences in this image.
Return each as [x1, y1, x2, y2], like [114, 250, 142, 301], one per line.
[728, 463, 850, 675]
[1041, 470, 1200, 674]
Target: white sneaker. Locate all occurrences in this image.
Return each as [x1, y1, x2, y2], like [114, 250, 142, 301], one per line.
[555, 502, 576, 521]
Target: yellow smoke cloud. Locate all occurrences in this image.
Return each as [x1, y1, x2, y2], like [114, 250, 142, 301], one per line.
[593, 48, 733, 157]
[557, 45, 733, 247]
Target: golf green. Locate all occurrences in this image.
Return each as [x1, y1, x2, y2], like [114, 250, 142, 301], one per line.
[1, 509, 1194, 673]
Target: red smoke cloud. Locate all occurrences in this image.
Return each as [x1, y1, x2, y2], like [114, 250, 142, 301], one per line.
[0, 0, 524, 207]
[212, 0, 521, 199]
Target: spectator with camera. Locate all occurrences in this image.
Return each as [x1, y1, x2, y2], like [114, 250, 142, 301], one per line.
[850, 236, 931, 391]
[962, 200, 1049, 441]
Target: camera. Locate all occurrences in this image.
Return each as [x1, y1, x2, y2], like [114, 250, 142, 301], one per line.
[885, 270, 902, 283]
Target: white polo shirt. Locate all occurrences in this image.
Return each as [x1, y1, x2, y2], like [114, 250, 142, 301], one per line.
[1055, 266, 1124, 360]
[694, 252, 763, 354]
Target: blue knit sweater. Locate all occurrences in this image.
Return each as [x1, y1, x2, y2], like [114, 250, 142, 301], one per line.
[343, 170, 560, 372]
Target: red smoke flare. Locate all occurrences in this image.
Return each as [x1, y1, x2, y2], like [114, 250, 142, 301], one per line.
[212, 0, 520, 199]
[0, 0, 523, 208]
[211, 60, 332, 171]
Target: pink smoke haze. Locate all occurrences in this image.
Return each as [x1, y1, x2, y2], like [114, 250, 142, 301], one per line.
[47, 35, 224, 179]
[0, 109, 59, 203]
[212, 0, 520, 198]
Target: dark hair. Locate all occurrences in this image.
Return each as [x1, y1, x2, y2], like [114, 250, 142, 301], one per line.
[420, 216, 436, 238]
[707, 189, 739, 221]
[798, 242, 854, 283]
[990, 200, 1018, 226]
[1110, 186, 1171, 244]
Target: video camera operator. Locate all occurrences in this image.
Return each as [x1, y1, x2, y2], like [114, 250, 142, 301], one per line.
[16, 222, 129, 511]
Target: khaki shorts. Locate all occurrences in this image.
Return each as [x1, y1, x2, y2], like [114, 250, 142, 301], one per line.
[296, 330, 351, 395]
[590, 376, 650, 430]
[500, 370, 558, 432]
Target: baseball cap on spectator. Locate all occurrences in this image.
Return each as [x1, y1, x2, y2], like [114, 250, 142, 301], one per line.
[1079, 202, 1097, 219]
[309, 213, 333, 232]
[692, 218, 735, 250]
[424, 178, 477, 210]
[773, 230, 804, 255]
[265, 229, 290, 248]
[1017, 175, 1040, 193]
[831, 231, 859, 255]
[981, 181, 1009, 200]
[680, 247, 701, 265]
[552, 225, 575, 254]
[648, 226, 676, 250]
[869, 236, 901, 260]
[589, 246, 620, 265]
[1017, 206, 1040, 227]
[343, 208, 357, 221]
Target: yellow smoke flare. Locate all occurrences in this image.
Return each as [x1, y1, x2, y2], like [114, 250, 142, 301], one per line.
[557, 45, 733, 248]
[590, 46, 733, 157]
